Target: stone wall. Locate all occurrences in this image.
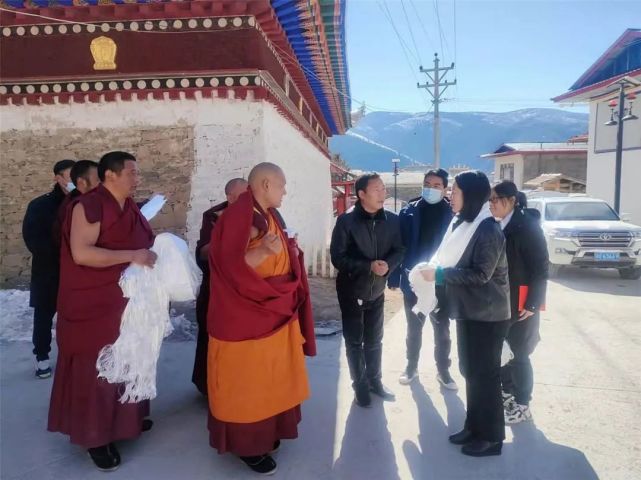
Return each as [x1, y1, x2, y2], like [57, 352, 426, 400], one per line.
[0, 96, 334, 287]
[0, 126, 194, 287]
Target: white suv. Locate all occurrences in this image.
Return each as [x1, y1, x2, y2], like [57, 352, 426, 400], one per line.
[527, 196, 641, 279]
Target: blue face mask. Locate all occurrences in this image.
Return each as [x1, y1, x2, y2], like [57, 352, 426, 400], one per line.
[421, 187, 442, 204]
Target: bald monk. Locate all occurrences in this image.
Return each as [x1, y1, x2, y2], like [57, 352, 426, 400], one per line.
[192, 178, 248, 395]
[48, 151, 156, 472]
[207, 162, 316, 475]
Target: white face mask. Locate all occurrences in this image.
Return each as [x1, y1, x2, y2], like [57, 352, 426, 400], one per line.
[421, 187, 442, 204]
[66, 182, 76, 193]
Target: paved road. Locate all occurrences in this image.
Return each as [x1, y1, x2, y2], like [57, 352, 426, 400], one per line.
[1, 266, 639, 479]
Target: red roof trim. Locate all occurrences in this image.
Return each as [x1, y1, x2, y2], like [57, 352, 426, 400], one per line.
[552, 67, 641, 103]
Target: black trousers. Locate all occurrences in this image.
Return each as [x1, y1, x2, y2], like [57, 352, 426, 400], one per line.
[457, 319, 510, 443]
[338, 293, 385, 390]
[403, 288, 451, 374]
[32, 302, 56, 361]
[501, 313, 541, 406]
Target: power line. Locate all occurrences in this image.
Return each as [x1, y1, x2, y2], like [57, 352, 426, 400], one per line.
[432, 0, 450, 58]
[400, 0, 422, 65]
[409, 0, 438, 54]
[377, 1, 432, 107]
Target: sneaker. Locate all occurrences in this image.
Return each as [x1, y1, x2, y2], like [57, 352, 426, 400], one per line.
[399, 368, 418, 385]
[437, 371, 458, 391]
[239, 455, 277, 475]
[502, 391, 517, 411]
[505, 404, 533, 424]
[35, 359, 52, 379]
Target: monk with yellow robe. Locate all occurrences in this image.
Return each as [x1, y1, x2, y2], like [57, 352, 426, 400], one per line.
[206, 163, 316, 475]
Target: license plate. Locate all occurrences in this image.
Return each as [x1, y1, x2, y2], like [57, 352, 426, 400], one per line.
[595, 252, 620, 261]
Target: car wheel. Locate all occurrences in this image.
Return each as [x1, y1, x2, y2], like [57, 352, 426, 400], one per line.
[548, 262, 561, 278]
[618, 267, 641, 280]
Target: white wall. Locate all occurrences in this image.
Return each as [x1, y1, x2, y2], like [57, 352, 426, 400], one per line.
[261, 106, 333, 247]
[587, 101, 641, 225]
[0, 95, 334, 250]
[494, 154, 525, 187]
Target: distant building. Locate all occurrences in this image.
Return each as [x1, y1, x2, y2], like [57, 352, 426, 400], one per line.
[482, 140, 587, 189]
[552, 28, 641, 224]
[523, 173, 586, 193]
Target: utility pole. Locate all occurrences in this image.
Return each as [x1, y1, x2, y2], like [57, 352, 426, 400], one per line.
[604, 77, 639, 214]
[417, 53, 456, 169]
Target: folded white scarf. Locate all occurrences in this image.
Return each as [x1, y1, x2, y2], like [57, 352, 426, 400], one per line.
[409, 203, 492, 315]
[96, 233, 202, 403]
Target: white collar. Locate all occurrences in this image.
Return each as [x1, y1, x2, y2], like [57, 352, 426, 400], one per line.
[500, 210, 514, 230]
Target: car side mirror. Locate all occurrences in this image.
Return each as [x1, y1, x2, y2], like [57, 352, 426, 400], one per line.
[620, 212, 632, 222]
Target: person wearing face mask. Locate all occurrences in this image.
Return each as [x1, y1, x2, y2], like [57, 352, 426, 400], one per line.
[388, 169, 454, 388]
[22, 159, 76, 379]
[489, 181, 548, 425]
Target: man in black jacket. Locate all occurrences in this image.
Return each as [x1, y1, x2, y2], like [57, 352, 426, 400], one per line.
[330, 173, 405, 407]
[388, 169, 455, 389]
[22, 159, 75, 378]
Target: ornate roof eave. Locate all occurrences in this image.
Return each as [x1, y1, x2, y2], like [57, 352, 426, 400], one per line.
[0, 0, 349, 135]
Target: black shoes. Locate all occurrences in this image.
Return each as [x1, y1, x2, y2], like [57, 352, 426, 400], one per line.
[87, 444, 121, 471]
[448, 429, 475, 445]
[240, 455, 278, 475]
[461, 440, 503, 457]
[369, 381, 396, 401]
[354, 385, 372, 408]
[142, 419, 154, 432]
[270, 440, 281, 454]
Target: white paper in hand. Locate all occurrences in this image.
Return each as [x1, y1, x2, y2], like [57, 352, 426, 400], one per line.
[140, 194, 167, 221]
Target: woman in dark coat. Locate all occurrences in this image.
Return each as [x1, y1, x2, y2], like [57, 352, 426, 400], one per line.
[490, 181, 548, 424]
[422, 170, 510, 457]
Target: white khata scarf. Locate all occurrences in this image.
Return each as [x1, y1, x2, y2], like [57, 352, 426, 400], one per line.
[408, 203, 492, 316]
[96, 233, 202, 403]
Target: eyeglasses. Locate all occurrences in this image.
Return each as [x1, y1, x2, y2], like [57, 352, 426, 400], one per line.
[488, 196, 506, 204]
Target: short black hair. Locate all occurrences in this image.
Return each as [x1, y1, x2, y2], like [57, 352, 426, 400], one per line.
[354, 173, 381, 200]
[224, 177, 248, 195]
[493, 180, 527, 208]
[70, 160, 99, 186]
[98, 151, 136, 182]
[455, 170, 491, 222]
[53, 159, 75, 175]
[424, 168, 449, 188]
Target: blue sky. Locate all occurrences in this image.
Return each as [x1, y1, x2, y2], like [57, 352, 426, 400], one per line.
[345, 0, 640, 114]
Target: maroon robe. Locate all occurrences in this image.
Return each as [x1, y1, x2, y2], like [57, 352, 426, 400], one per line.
[192, 201, 228, 395]
[48, 184, 155, 448]
[206, 190, 316, 456]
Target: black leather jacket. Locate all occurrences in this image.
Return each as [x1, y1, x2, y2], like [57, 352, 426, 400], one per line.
[443, 217, 511, 322]
[330, 203, 405, 302]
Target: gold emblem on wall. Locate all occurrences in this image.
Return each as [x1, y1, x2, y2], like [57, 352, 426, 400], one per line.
[90, 36, 117, 71]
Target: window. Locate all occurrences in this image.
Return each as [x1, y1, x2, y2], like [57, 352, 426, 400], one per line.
[500, 163, 514, 181]
[545, 202, 619, 221]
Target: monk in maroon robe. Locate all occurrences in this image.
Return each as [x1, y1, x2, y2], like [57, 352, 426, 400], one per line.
[192, 178, 247, 395]
[207, 163, 316, 475]
[48, 151, 157, 472]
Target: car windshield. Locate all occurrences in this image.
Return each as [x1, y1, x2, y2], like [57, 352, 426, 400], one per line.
[545, 202, 619, 221]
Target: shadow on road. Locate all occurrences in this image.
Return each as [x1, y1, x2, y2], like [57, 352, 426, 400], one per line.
[552, 266, 640, 297]
[403, 380, 599, 480]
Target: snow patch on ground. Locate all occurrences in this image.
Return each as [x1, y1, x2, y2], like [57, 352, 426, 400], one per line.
[0, 290, 197, 343]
